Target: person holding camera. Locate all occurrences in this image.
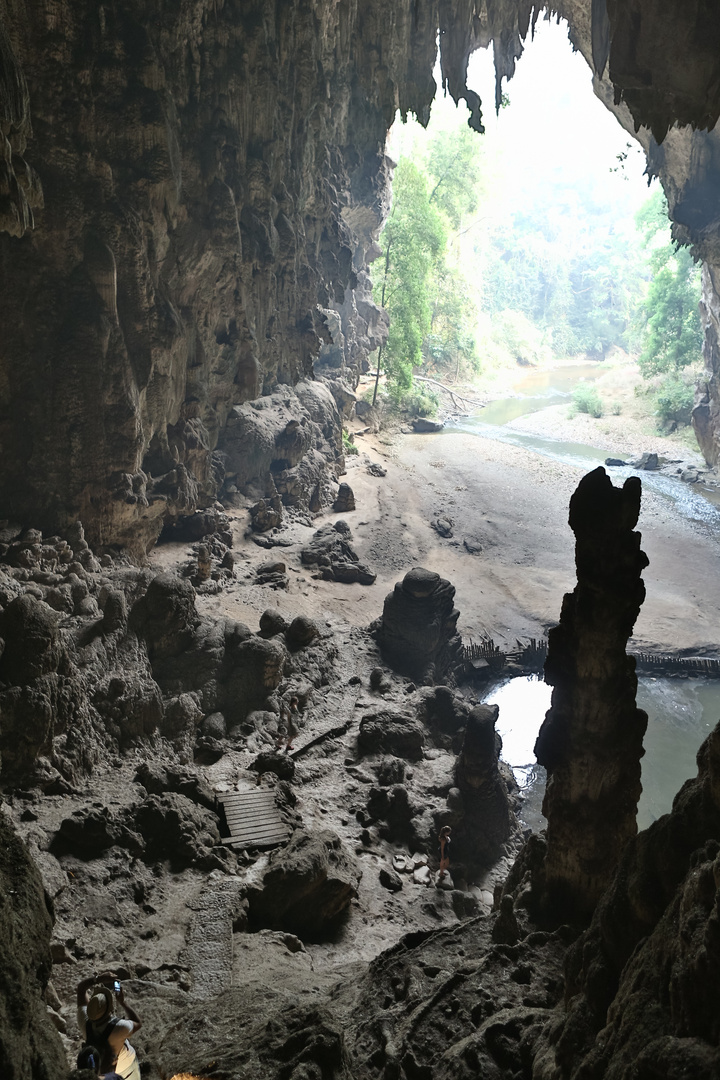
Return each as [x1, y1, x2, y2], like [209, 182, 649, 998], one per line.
[76, 972, 141, 1080]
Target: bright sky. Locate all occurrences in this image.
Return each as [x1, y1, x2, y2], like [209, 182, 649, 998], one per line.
[465, 16, 651, 213]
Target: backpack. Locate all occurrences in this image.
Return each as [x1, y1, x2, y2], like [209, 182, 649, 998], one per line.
[85, 1017, 120, 1073]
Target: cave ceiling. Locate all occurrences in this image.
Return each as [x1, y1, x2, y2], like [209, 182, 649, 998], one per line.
[2, 0, 720, 547]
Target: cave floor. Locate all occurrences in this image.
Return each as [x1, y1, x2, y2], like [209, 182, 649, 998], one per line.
[160, 423, 720, 657]
[12, 420, 717, 1074]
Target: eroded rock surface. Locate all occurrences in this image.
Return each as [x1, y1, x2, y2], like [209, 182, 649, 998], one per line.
[534, 466, 649, 920]
[375, 567, 462, 684]
[300, 520, 375, 585]
[247, 829, 360, 939]
[0, 812, 66, 1080]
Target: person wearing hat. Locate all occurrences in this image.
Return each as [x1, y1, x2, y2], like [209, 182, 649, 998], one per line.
[76, 972, 141, 1080]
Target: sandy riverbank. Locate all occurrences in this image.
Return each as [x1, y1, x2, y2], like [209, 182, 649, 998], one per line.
[150, 406, 720, 658]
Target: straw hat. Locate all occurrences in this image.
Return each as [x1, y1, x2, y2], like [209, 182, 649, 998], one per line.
[86, 985, 113, 1023]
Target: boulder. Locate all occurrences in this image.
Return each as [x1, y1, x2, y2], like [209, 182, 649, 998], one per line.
[333, 482, 356, 512]
[132, 793, 222, 868]
[203, 711, 227, 739]
[247, 829, 360, 938]
[412, 417, 444, 433]
[134, 761, 216, 811]
[285, 615, 320, 648]
[254, 560, 288, 589]
[604, 457, 628, 467]
[250, 751, 296, 782]
[358, 711, 424, 760]
[379, 867, 403, 892]
[51, 806, 144, 858]
[432, 517, 454, 538]
[633, 452, 659, 470]
[249, 496, 283, 533]
[300, 521, 375, 585]
[367, 784, 417, 843]
[129, 573, 199, 659]
[377, 757, 406, 786]
[415, 685, 470, 749]
[161, 692, 204, 741]
[259, 608, 289, 637]
[375, 567, 462, 683]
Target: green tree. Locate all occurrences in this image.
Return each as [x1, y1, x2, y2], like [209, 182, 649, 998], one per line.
[424, 264, 480, 380]
[372, 159, 446, 402]
[425, 125, 484, 229]
[634, 189, 702, 377]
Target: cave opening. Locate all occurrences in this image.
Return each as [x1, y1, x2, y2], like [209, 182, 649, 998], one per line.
[2, 4, 720, 1080]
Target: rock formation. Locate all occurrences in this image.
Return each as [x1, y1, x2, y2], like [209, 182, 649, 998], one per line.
[247, 828, 360, 939]
[375, 567, 462, 684]
[0, 812, 67, 1080]
[533, 719, 720, 1079]
[534, 466, 649, 921]
[300, 520, 375, 584]
[455, 703, 515, 865]
[4, 3, 720, 1079]
[3, 0, 720, 546]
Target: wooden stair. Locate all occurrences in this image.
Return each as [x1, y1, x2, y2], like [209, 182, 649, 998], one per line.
[217, 789, 289, 850]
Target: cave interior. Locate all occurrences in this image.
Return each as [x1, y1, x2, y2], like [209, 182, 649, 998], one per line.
[2, 2, 720, 1079]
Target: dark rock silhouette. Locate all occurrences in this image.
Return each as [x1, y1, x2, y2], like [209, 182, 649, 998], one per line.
[534, 466, 649, 920]
[455, 703, 515, 866]
[247, 829, 360, 939]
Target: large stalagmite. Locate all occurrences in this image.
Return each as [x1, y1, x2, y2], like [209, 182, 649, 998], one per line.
[533, 466, 649, 920]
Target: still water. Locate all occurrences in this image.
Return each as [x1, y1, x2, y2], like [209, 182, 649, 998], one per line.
[483, 675, 720, 832]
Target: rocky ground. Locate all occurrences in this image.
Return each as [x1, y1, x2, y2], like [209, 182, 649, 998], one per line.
[2, 406, 719, 1079]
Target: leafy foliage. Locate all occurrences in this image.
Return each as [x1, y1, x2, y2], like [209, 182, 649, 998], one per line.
[491, 310, 551, 367]
[373, 159, 446, 396]
[654, 374, 694, 424]
[571, 382, 604, 418]
[634, 190, 702, 378]
[481, 186, 643, 358]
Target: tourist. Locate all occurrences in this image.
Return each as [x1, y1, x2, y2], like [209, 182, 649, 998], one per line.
[437, 825, 452, 884]
[76, 973, 141, 1080]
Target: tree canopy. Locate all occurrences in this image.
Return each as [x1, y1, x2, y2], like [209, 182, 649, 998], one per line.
[634, 188, 702, 377]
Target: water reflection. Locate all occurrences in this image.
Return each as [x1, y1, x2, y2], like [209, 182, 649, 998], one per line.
[482, 675, 720, 832]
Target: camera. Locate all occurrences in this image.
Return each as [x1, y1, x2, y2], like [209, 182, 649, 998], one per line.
[113, 980, 121, 993]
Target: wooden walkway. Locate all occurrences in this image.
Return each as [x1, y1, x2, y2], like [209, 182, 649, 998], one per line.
[218, 789, 288, 850]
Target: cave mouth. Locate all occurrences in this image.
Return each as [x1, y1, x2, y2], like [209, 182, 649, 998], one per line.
[383, 14, 668, 387]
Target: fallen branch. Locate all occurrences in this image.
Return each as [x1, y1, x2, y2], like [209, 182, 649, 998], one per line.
[290, 721, 351, 759]
[414, 375, 486, 411]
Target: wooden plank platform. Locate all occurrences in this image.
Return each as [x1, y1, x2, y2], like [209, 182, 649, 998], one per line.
[217, 790, 289, 850]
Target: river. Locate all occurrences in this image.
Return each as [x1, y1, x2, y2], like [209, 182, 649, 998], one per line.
[445, 364, 720, 530]
[443, 364, 720, 833]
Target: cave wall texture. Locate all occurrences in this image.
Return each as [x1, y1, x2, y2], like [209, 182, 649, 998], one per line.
[3, 3, 720, 1079]
[4, 0, 719, 557]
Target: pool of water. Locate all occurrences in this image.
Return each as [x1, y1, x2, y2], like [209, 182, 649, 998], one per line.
[482, 675, 720, 832]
